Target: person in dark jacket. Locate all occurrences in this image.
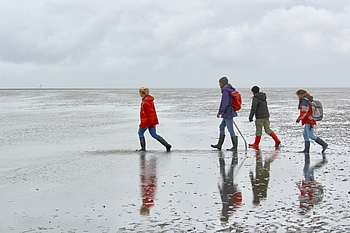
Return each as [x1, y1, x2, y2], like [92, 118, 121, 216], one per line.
[138, 87, 172, 152]
[296, 89, 328, 153]
[248, 86, 281, 149]
[211, 77, 238, 151]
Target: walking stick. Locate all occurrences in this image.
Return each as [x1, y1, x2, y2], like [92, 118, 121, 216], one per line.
[233, 121, 247, 151]
[234, 154, 248, 179]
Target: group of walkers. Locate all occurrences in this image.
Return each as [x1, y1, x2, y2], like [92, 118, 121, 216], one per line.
[137, 77, 328, 154]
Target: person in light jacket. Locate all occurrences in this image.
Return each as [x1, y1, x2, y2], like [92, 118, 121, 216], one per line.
[138, 87, 171, 152]
[296, 89, 328, 153]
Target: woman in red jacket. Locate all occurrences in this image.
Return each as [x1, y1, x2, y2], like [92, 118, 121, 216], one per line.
[138, 87, 172, 152]
[296, 89, 328, 153]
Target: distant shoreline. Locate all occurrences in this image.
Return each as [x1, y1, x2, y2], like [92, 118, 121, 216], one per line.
[0, 87, 347, 91]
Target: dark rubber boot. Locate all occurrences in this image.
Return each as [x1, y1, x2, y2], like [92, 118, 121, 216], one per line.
[157, 136, 172, 152]
[138, 137, 146, 151]
[298, 141, 310, 153]
[211, 134, 225, 150]
[316, 137, 328, 153]
[227, 136, 238, 151]
[137, 137, 146, 151]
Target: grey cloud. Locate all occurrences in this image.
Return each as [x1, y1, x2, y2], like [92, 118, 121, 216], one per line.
[1, 0, 350, 88]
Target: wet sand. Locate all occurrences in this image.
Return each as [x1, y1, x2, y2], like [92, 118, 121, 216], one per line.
[1, 88, 349, 232]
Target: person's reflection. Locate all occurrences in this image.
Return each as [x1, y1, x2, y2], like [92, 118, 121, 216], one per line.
[250, 149, 278, 206]
[218, 151, 242, 222]
[140, 152, 157, 216]
[298, 153, 327, 214]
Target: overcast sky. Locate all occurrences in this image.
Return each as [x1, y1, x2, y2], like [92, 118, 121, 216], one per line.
[1, 0, 350, 88]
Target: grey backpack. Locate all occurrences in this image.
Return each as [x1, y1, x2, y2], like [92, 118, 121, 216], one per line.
[310, 99, 323, 121]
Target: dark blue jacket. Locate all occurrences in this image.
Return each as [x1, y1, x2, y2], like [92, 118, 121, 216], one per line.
[218, 85, 238, 119]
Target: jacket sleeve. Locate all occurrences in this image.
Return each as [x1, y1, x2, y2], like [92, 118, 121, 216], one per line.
[297, 98, 309, 121]
[145, 101, 159, 127]
[218, 90, 231, 114]
[249, 97, 258, 121]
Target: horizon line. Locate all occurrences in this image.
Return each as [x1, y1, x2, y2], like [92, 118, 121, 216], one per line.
[0, 86, 348, 91]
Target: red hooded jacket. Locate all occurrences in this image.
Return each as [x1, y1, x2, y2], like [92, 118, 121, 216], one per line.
[297, 96, 316, 126]
[139, 95, 159, 128]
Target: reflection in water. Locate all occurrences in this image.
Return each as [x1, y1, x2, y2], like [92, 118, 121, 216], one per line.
[139, 153, 157, 216]
[298, 153, 327, 215]
[218, 151, 242, 222]
[250, 149, 278, 206]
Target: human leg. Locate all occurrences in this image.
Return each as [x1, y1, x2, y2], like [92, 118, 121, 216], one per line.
[299, 124, 311, 153]
[305, 125, 328, 153]
[212, 119, 226, 150]
[149, 126, 172, 152]
[249, 119, 263, 149]
[262, 118, 281, 147]
[315, 137, 328, 153]
[227, 136, 238, 151]
[225, 118, 238, 151]
[225, 119, 236, 137]
[148, 126, 160, 139]
[138, 127, 147, 138]
[211, 134, 225, 150]
[157, 137, 172, 152]
[219, 118, 227, 135]
[262, 118, 273, 135]
[138, 128, 147, 151]
[306, 125, 317, 141]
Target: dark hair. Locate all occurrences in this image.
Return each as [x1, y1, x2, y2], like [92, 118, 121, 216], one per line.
[251, 86, 260, 94]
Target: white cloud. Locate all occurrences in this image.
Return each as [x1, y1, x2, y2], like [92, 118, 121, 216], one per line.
[1, 0, 350, 88]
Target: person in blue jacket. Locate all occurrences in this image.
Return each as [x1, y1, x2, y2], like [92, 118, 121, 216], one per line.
[211, 76, 238, 151]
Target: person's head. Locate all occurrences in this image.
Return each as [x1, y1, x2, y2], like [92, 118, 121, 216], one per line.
[140, 204, 150, 216]
[219, 76, 229, 88]
[251, 86, 260, 95]
[296, 89, 310, 100]
[139, 87, 149, 97]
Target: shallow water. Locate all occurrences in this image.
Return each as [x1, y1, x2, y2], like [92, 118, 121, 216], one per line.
[0, 88, 349, 232]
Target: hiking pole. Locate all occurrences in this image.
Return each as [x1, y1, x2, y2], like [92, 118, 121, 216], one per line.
[234, 154, 248, 179]
[233, 121, 247, 151]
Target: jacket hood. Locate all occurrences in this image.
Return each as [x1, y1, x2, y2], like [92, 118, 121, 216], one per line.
[143, 95, 154, 101]
[304, 96, 313, 102]
[222, 84, 235, 93]
[254, 92, 266, 101]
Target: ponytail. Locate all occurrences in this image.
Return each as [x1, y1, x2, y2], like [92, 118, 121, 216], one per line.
[139, 87, 149, 95]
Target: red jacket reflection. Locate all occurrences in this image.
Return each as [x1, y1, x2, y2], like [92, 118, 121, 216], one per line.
[140, 95, 159, 128]
[141, 174, 156, 208]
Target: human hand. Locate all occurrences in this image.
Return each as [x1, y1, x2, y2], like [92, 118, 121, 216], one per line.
[296, 119, 300, 123]
[216, 114, 220, 118]
[249, 118, 253, 122]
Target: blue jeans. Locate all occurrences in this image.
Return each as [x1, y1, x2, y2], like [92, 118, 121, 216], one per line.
[303, 124, 317, 141]
[219, 118, 236, 137]
[303, 158, 315, 182]
[138, 126, 160, 139]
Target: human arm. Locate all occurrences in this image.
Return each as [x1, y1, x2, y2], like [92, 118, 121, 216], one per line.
[248, 97, 257, 122]
[296, 98, 309, 123]
[218, 90, 231, 116]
